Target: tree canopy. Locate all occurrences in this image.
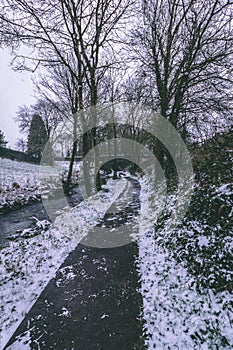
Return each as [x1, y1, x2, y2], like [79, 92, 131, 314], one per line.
[130, 0, 233, 140]
[0, 0, 232, 179]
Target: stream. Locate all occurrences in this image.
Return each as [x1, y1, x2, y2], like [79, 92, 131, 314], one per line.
[0, 189, 83, 246]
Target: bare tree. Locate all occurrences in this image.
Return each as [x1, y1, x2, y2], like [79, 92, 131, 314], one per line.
[0, 0, 134, 113]
[131, 0, 233, 142]
[33, 62, 87, 184]
[15, 99, 64, 143]
[0, 0, 135, 188]
[15, 138, 27, 152]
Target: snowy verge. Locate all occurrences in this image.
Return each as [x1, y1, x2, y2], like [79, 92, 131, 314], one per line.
[136, 175, 233, 349]
[0, 158, 81, 212]
[0, 177, 127, 350]
[53, 177, 128, 240]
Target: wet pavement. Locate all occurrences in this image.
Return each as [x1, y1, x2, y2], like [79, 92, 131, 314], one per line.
[4, 178, 146, 350]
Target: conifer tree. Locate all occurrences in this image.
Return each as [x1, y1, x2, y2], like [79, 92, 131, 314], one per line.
[27, 114, 48, 161]
[0, 130, 8, 148]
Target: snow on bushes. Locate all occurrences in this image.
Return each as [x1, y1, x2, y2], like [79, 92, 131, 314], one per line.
[136, 172, 233, 349]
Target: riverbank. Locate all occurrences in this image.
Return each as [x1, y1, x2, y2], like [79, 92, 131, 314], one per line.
[0, 158, 81, 213]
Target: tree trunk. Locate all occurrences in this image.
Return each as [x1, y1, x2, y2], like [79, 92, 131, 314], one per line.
[90, 79, 101, 192]
[67, 112, 78, 185]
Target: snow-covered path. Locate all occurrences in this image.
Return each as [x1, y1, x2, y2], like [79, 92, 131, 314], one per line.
[1, 170, 232, 349]
[0, 178, 129, 349]
[3, 177, 144, 350]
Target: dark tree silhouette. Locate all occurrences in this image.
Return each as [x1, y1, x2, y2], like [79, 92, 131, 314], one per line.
[0, 130, 8, 148]
[27, 114, 48, 162]
[131, 0, 232, 140]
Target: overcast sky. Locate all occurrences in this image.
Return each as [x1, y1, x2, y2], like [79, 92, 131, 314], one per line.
[0, 49, 36, 148]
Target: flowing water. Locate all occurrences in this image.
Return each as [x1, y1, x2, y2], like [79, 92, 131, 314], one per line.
[0, 190, 83, 245]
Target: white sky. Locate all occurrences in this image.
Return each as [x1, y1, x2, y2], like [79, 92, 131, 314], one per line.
[0, 49, 36, 148]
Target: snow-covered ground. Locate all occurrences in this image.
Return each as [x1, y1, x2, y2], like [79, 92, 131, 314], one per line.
[1, 157, 232, 349]
[0, 158, 81, 211]
[0, 158, 41, 210]
[137, 175, 233, 349]
[0, 177, 128, 349]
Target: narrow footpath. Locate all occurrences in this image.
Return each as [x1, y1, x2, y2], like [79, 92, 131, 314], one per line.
[5, 178, 146, 350]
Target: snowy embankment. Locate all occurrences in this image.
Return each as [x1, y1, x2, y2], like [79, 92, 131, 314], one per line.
[0, 158, 80, 212]
[0, 158, 42, 211]
[0, 177, 127, 349]
[0, 158, 59, 212]
[1, 157, 232, 349]
[137, 175, 233, 349]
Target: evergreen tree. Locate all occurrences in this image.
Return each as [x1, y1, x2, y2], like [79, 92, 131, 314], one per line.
[0, 130, 8, 147]
[27, 114, 48, 161]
